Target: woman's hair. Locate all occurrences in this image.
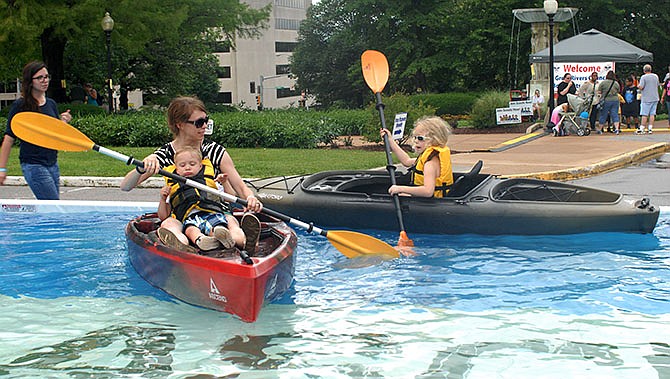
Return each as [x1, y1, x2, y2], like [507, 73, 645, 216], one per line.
[166, 96, 207, 137]
[21, 61, 47, 112]
[605, 70, 616, 80]
[414, 116, 452, 147]
[563, 73, 572, 79]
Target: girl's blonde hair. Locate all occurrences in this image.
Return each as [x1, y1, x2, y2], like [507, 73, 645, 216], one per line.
[414, 116, 452, 146]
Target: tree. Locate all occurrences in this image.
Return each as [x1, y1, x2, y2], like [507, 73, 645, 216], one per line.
[0, 0, 269, 105]
[292, 0, 667, 109]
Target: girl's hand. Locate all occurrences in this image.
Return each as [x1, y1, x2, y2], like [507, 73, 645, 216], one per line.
[245, 195, 263, 213]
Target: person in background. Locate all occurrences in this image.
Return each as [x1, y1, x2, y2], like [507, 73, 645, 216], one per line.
[596, 70, 621, 135]
[84, 83, 99, 106]
[120, 96, 263, 253]
[577, 72, 599, 130]
[661, 65, 670, 128]
[557, 73, 576, 106]
[0, 61, 72, 199]
[531, 89, 544, 122]
[380, 116, 453, 197]
[621, 77, 640, 130]
[637, 64, 660, 134]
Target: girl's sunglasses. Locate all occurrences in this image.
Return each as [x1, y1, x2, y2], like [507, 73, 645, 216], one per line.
[185, 116, 209, 128]
[413, 135, 428, 141]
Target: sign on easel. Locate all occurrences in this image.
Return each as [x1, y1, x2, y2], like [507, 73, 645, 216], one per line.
[509, 100, 533, 117]
[392, 112, 408, 140]
[496, 108, 522, 125]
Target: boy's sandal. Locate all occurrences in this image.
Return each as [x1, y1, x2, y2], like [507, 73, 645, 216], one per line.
[241, 213, 261, 255]
[194, 235, 222, 251]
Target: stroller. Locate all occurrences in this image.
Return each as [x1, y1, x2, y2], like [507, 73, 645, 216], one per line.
[562, 94, 592, 136]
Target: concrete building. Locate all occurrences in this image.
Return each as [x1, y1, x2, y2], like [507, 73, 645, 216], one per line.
[216, 0, 310, 110]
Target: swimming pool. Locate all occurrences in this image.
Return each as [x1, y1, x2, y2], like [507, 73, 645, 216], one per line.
[1, 200, 669, 378]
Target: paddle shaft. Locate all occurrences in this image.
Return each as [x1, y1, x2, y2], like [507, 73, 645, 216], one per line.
[374, 93, 407, 232]
[94, 145, 330, 237]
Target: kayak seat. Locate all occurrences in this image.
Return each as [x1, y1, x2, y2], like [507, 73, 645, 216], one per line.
[446, 160, 483, 198]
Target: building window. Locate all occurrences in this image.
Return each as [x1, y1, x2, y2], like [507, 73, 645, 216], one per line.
[276, 65, 291, 75]
[250, 81, 256, 93]
[275, 0, 307, 9]
[212, 41, 231, 53]
[216, 66, 231, 79]
[215, 92, 232, 104]
[275, 42, 298, 53]
[275, 18, 301, 31]
[277, 87, 300, 99]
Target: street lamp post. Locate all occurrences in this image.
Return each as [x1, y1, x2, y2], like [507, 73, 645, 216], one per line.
[544, 0, 558, 126]
[258, 74, 285, 110]
[101, 12, 114, 113]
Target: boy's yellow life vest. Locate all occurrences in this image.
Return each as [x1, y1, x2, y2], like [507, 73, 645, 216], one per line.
[411, 146, 454, 198]
[164, 158, 229, 221]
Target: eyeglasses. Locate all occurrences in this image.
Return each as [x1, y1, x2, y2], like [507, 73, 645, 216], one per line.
[32, 75, 51, 82]
[184, 116, 209, 128]
[413, 135, 429, 141]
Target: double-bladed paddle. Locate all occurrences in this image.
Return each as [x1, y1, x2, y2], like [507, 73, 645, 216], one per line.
[361, 50, 414, 249]
[11, 112, 399, 259]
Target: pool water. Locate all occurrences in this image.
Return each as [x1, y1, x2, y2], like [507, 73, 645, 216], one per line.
[1, 207, 669, 378]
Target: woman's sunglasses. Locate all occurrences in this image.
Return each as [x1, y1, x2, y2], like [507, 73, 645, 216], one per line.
[185, 116, 209, 128]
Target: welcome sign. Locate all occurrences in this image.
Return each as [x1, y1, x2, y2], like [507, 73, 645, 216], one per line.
[553, 62, 615, 93]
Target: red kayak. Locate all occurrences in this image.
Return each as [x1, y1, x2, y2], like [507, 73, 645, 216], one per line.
[125, 212, 297, 322]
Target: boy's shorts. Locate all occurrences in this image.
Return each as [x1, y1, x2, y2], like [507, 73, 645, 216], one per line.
[183, 212, 229, 235]
[639, 101, 658, 117]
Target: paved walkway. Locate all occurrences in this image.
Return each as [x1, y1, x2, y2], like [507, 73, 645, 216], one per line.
[1, 122, 668, 202]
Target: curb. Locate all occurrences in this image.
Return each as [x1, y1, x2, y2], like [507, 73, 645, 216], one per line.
[504, 142, 670, 181]
[3, 176, 165, 188]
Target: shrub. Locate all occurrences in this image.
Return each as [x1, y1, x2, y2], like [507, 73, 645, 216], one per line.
[469, 91, 510, 129]
[362, 92, 436, 143]
[411, 92, 479, 116]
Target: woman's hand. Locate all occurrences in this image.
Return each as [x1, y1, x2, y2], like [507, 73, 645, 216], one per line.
[245, 195, 263, 213]
[141, 154, 160, 175]
[60, 109, 72, 123]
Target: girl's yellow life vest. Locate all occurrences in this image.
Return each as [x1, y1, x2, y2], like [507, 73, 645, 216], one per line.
[411, 145, 454, 198]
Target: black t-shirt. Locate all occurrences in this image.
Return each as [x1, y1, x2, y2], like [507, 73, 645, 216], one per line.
[556, 81, 575, 105]
[5, 98, 59, 166]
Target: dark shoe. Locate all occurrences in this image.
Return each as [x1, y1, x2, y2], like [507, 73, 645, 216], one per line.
[158, 227, 197, 254]
[241, 213, 261, 255]
[213, 226, 235, 249]
[194, 234, 222, 251]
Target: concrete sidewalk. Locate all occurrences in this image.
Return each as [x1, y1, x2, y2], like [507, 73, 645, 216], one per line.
[1, 123, 668, 202]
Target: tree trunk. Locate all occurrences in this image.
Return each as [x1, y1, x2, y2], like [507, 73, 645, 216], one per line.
[41, 28, 68, 103]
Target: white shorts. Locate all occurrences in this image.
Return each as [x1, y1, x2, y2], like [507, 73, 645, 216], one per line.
[639, 101, 658, 117]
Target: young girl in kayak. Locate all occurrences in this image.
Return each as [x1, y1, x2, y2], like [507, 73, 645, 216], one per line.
[381, 115, 454, 197]
[157, 147, 260, 254]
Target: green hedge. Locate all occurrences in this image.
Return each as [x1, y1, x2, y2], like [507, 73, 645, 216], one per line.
[411, 92, 479, 116]
[1, 108, 370, 148]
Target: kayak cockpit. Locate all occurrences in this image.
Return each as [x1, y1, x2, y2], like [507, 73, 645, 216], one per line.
[491, 178, 622, 203]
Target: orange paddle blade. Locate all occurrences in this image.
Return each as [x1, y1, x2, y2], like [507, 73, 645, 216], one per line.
[11, 112, 94, 152]
[361, 50, 389, 94]
[327, 230, 400, 259]
[396, 231, 416, 256]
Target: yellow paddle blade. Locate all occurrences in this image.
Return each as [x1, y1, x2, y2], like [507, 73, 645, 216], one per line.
[11, 112, 94, 152]
[327, 230, 399, 259]
[361, 50, 389, 94]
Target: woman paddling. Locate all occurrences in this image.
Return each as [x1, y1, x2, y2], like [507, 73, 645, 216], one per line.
[120, 96, 262, 252]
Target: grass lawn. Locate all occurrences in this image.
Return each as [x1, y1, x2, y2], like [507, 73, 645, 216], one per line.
[4, 147, 389, 178]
